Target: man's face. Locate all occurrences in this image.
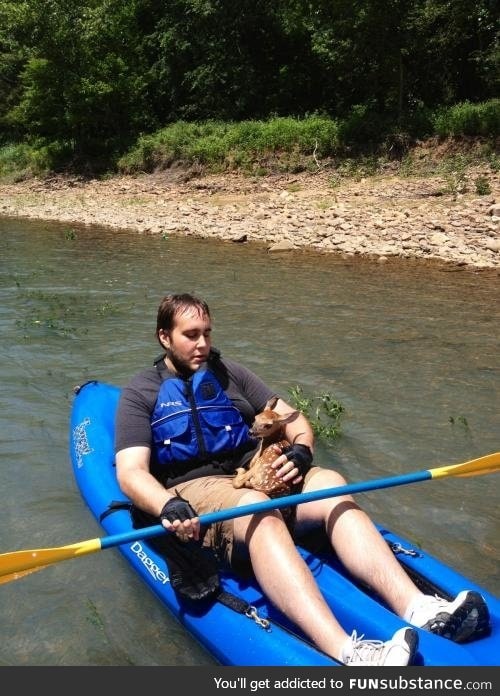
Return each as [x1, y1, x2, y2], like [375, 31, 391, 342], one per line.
[160, 307, 212, 373]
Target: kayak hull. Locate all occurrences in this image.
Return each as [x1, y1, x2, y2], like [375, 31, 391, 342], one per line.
[70, 380, 500, 666]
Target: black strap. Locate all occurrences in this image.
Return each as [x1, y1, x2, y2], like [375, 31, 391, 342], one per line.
[216, 590, 271, 630]
[99, 500, 132, 522]
[154, 353, 170, 379]
[216, 590, 252, 614]
[100, 500, 265, 619]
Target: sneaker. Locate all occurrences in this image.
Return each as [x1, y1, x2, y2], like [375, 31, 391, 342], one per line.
[342, 627, 418, 666]
[405, 590, 490, 643]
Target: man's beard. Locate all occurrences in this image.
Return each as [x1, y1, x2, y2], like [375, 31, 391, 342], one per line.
[165, 346, 198, 377]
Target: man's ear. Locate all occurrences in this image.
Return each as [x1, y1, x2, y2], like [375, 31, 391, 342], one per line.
[158, 329, 170, 349]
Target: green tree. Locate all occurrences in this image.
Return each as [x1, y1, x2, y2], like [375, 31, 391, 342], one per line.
[406, 0, 499, 105]
[304, 0, 498, 118]
[141, 0, 323, 121]
[3, 0, 150, 169]
[0, 1, 32, 142]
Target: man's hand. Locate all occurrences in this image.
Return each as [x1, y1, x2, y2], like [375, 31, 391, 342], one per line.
[272, 443, 313, 484]
[160, 494, 200, 541]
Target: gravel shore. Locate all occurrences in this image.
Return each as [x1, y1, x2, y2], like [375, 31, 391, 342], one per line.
[1, 162, 499, 271]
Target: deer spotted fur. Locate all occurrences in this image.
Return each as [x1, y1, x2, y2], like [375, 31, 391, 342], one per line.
[232, 396, 298, 496]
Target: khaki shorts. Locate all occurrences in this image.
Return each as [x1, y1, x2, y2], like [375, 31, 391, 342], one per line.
[168, 468, 322, 571]
[167, 475, 249, 569]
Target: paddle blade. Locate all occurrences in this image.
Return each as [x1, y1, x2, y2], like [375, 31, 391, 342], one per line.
[430, 452, 500, 479]
[0, 538, 102, 584]
[0, 564, 51, 586]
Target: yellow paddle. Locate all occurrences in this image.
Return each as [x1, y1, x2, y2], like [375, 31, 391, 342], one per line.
[1, 451, 498, 585]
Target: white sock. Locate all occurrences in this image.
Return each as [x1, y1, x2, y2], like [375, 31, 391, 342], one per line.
[340, 634, 354, 662]
[403, 594, 425, 623]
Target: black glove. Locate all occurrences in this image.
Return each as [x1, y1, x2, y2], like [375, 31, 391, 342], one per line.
[162, 535, 221, 604]
[131, 503, 220, 604]
[160, 494, 197, 524]
[282, 443, 313, 477]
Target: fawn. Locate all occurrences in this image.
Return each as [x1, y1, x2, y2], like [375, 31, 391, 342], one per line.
[232, 396, 299, 496]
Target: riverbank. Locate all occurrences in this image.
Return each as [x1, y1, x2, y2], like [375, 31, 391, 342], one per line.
[1, 157, 499, 271]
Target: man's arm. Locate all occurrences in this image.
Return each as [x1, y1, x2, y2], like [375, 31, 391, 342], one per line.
[116, 446, 200, 540]
[274, 398, 314, 452]
[269, 398, 315, 484]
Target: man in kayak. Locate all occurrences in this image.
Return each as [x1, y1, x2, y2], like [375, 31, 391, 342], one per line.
[114, 293, 489, 666]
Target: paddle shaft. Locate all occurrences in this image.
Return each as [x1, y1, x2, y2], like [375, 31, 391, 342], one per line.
[1, 451, 498, 582]
[103, 468, 432, 549]
[102, 449, 500, 549]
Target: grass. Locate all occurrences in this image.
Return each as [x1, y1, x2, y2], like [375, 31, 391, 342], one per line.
[0, 143, 39, 181]
[14, 287, 121, 339]
[116, 115, 342, 175]
[432, 99, 500, 138]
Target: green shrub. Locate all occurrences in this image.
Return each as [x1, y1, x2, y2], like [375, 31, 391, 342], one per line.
[288, 385, 345, 441]
[117, 115, 342, 173]
[0, 143, 37, 179]
[0, 140, 69, 179]
[339, 104, 392, 146]
[433, 100, 500, 137]
[297, 116, 341, 156]
[475, 176, 491, 195]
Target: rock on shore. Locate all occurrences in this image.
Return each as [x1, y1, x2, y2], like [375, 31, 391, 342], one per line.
[1, 164, 499, 270]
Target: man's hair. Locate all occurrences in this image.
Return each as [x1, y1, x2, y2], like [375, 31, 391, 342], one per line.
[156, 293, 211, 343]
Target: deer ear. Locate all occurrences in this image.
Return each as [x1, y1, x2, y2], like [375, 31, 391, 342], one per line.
[265, 396, 279, 411]
[279, 410, 299, 424]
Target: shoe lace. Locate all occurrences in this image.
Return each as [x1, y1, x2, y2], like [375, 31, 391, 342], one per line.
[347, 631, 385, 664]
[428, 594, 446, 607]
[411, 594, 446, 620]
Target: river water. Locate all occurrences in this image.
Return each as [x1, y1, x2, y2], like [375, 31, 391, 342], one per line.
[0, 216, 499, 666]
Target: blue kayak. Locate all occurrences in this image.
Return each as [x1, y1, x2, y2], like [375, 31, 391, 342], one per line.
[70, 380, 500, 666]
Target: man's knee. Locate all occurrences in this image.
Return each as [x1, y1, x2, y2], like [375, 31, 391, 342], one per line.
[303, 466, 347, 489]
